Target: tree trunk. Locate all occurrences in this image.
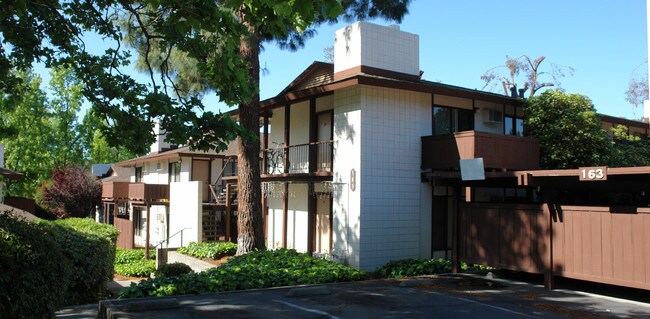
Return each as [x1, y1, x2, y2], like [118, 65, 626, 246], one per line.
[235, 24, 265, 255]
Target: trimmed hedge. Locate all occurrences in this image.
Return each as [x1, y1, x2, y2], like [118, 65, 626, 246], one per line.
[119, 249, 366, 299]
[0, 213, 118, 318]
[177, 241, 237, 260]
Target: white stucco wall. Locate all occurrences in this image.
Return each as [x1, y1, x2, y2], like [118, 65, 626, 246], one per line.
[180, 156, 192, 182]
[266, 193, 284, 249]
[168, 181, 202, 247]
[286, 183, 309, 252]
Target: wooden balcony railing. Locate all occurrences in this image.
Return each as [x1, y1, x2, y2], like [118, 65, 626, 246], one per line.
[264, 141, 333, 175]
[102, 182, 131, 199]
[128, 183, 170, 202]
[422, 131, 540, 171]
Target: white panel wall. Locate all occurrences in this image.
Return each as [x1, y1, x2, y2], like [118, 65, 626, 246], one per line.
[290, 101, 310, 145]
[266, 194, 283, 249]
[169, 181, 202, 247]
[356, 85, 431, 270]
[316, 95, 334, 113]
[332, 86, 362, 268]
[270, 107, 285, 147]
[141, 159, 169, 184]
[334, 22, 419, 77]
[287, 183, 309, 252]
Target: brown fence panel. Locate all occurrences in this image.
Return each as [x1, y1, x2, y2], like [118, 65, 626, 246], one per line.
[458, 203, 548, 273]
[3, 197, 35, 214]
[114, 217, 134, 250]
[552, 206, 650, 290]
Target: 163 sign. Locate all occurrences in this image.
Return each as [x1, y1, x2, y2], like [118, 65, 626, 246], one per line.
[579, 166, 607, 181]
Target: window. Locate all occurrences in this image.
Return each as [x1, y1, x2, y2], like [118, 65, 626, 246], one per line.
[135, 167, 143, 182]
[168, 161, 181, 183]
[432, 105, 474, 135]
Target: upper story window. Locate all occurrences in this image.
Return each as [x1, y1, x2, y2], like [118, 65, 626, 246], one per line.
[504, 105, 524, 136]
[168, 161, 181, 183]
[135, 167, 143, 182]
[433, 105, 474, 135]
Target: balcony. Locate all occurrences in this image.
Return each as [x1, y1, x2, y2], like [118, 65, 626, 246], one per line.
[421, 131, 540, 171]
[102, 182, 131, 199]
[263, 141, 333, 176]
[128, 183, 170, 202]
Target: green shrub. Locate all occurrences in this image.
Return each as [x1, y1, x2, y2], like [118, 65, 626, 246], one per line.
[177, 241, 237, 259]
[114, 249, 156, 277]
[0, 213, 118, 318]
[119, 249, 366, 299]
[374, 258, 468, 278]
[155, 262, 193, 277]
[0, 212, 72, 318]
[35, 218, 119, 305]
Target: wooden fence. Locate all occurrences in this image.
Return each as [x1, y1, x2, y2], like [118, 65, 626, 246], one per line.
[114, 216, 134, 250]
[457, 203, 650, 290]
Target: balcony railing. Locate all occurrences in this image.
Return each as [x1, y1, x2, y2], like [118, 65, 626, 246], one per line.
[102, 182, 131, 199]
[128, 183, 170, 202]
[421, 131, 540, 171]
[264, 141, 333, 175]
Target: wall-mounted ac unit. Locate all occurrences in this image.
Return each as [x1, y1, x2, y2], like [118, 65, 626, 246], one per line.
[484, 109, 503, 123]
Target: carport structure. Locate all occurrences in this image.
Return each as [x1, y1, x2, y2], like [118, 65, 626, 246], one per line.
[425, 166, 650, 291]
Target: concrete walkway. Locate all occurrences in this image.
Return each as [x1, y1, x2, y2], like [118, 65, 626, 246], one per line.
[56, 274, 650, 319]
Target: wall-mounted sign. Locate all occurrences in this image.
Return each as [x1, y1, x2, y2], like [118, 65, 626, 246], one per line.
[579, 166, 607, 181]
[350, 169, 356, 191]
[460, 158, 485, 181]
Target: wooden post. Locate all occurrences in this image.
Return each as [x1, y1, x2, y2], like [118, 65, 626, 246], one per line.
[282, 182, 288, 248]
[145, 204, 151, 259]
[225, 184, 231, 242]
[263, 112, 269, 175]
[543, 203, 555, 290]
[452, 186, 460, 273]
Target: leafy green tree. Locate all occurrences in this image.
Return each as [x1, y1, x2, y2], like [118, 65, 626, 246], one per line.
[525, 90, 611, 169]
[0, 70, 55, 197]
[49, 65, 85, 166]
[608, 124, 650, 167]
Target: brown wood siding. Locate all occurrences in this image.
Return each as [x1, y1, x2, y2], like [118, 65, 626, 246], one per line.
[458, 203, 650, 290]
[458, 203, 547, 273]
[102, 182, 131, 199]
[422, 131, 540, 171]
[552, 206, 650, 290]
[128, 183, 170, 201]
[114, 217, 134, 250]
[3, 197, 35, 214]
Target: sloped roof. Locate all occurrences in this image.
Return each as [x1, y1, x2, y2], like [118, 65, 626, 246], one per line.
[261, 61, 522, 110]
[117, 143, 236, 167]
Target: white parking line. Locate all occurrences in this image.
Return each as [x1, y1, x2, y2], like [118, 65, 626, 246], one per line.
[421, 290, 538, 318]
[274, 300, 342, 319]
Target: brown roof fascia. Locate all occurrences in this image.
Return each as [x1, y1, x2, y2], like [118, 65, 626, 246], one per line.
[260, 75, 521, 111]
[599, 113, 649, 129]
[280, 61, 333, 94]
[117, 151, 225, 167]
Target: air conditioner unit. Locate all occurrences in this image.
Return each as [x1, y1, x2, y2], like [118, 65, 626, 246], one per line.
[484, 109, 503, 123]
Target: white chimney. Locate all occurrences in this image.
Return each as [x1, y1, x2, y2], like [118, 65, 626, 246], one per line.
[150, 119, 171, 154]
[334, 22, 419, 80]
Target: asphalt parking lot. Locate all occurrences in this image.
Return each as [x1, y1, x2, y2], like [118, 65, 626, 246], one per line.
[79, 273, 650, 319]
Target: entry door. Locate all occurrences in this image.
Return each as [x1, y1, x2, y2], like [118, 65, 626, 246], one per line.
[192, 160, 211, 202]
[315, 196, 332, 254]
[316, 112, 333, 172]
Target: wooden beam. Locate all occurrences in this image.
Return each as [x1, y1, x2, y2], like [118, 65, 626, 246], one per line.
[282, 182, 288, 248]
[225, 184, 231, 242]
[543, 203, 555, 290]
[263, 112, 269, 175]
[451, 186, 460, 273]
[145, 205, 151, 259]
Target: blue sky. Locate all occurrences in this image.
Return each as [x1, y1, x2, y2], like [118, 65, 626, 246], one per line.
[257, 0, 648, 119]
[35, 1, 649, 120]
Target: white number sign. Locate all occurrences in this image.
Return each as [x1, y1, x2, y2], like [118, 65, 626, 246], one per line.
[579, 166, 607, 181]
